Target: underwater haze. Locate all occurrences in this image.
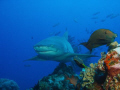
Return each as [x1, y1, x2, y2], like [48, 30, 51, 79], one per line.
[0, 0, 120, 89]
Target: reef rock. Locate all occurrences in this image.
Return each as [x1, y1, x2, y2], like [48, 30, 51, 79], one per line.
[29, 63, 81, 90]
[0, 78, 19, 90]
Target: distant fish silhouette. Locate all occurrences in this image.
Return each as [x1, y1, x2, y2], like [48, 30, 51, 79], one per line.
[31, 36, 33, 39]
[73, 18, 78, 23]
[80, 29, 117, 52]
[49, 31, 61, 36]
[52, 23, 60, 27]
[66, 27, 68, 31]
[54, 31, 61, 36]
[93, 12, 100, 15]
[101, 19, 106, 22]
[110, 14, 119, 19]
[94, 21, 97, 24]
[90, 30, 94, 34]
[106, 14, 113, 18]
[85, 28, 89, 34]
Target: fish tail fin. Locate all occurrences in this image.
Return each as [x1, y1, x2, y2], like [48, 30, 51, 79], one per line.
[80, 42, 92, 52]
[80, 42, 87, 46]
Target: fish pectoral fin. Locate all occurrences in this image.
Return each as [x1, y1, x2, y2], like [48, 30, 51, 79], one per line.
[67, 53, 99, 58]
[80, 42, 92, 51]
[23, 56, 46, 62]
[73, 54, 99, 59]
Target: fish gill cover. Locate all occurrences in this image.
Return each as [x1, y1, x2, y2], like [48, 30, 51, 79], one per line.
[0, 0, 120, 90]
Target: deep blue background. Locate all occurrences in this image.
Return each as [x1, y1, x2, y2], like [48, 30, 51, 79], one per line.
[0, 0, 120, 89]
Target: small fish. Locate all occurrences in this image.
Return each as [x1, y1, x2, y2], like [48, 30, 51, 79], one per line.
[110, 14, 119, 19]
[80, 29, 117, 52]
[101, 19, 106, 22]
[94, 21, 97, 24]
[52, 23, 60, 27]
[93, 12, 100, 15]
[54, 31, 61, 36]
[49, 31, 61, 36]
[73, 18, 78, 23]
[106, 14, 113, 18]
[90, 30, 94, 34]
[66, 27, 67, 31]
[31, 36, 33, 39]
[73, 56, 87, 68]
[85, 28, 89, 34]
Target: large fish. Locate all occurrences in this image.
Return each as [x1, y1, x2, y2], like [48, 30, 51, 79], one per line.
[80, 29, 117, 52]
[26, 32, 97, 63]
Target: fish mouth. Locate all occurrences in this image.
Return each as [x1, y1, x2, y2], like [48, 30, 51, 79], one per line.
[37, 50, 56, 53]
[34, 45, 57, 53]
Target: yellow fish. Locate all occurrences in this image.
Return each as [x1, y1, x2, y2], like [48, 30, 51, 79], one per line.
[73, 56, 87, 68]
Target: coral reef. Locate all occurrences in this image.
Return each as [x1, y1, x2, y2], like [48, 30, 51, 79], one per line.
[29, 63, 81, 90]
[0, 78, 19, 90]
[80, 63, 104, 90]
[29, 42, 120, 90]
[108, 41, 118, 51]
[80, 42, 120, 90]
[103, 45, 120, 90]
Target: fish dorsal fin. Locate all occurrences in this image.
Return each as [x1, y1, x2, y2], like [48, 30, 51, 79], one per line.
[63, 31, 68, 40]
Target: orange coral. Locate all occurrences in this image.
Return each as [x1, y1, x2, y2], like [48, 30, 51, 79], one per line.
[104, 50, 119, 70]
[104, 60, 111, 70]
[103, 50, 120, 90]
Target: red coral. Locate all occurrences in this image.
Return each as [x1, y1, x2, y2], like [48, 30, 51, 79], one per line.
[108, 67, 120, 77]
[104, 51, 119, 70]
[103, 50, 120, 90]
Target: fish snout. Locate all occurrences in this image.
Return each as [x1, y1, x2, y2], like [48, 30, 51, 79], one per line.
[34, 45, 41, 52]
[34, 45, 57, 53]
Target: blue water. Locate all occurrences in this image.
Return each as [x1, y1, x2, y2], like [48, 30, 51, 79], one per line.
[0, 0, 120, 89]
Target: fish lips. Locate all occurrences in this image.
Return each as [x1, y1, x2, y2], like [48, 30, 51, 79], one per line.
[34, 45, 58, 54]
